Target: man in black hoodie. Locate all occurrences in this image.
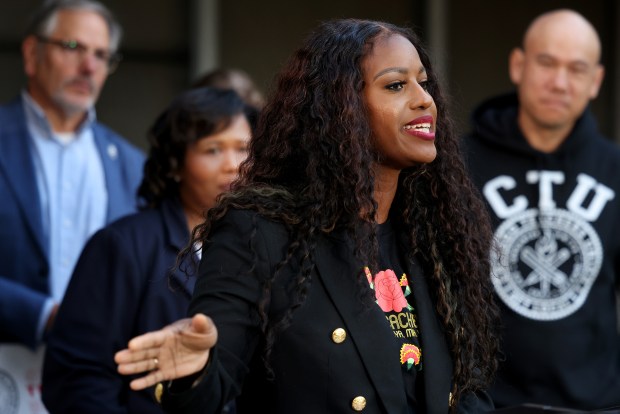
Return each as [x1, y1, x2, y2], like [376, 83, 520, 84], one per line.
[462, 9, 620, 411]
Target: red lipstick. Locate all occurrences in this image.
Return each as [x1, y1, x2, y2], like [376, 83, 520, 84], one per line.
[403, 115, 435, 140]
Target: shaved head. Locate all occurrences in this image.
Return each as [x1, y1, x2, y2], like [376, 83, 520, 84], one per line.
[523, 9, 601, 63]
[509, 9, 604, 152]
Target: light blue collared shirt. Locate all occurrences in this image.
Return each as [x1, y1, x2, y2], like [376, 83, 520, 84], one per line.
[22, 91, 108, 340]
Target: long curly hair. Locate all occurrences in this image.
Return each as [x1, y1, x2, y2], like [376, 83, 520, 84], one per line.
[137, 87, 257, 209]
[187, 18, 499, 408]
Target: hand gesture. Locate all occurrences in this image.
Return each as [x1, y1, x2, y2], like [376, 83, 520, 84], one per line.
[114, 313, 217, 390]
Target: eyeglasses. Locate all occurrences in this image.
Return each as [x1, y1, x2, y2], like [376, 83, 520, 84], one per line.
[36, 35, 122, 73]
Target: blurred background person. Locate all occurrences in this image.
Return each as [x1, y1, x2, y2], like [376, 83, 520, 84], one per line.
[192, 67, 265, 111]
[42, 86, 254, 413]
[0, 0, 143, 411]
[462, 9, 620, 410]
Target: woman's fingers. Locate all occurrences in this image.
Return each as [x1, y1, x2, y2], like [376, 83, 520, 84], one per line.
[191, 313, 210, 332]
[127, 329, 170, 350]
[129, 369, 167, 391]
[115, 347, 159, 364]
[115, 315, 216, 391]
[183, 314, 218, 349]
[116, 354, 159, 375]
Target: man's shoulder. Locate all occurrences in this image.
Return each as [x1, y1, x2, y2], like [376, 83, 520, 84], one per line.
[595, 139, 620, 170]
[91, 122, 135, 147]
[595, 133, 620, 150]
[91, 122, 144, 159]
[0, 97, 25, 125]
[0, 99, 29, 150]
[94, 207, 163, 242]
[573, 110, 620, 156]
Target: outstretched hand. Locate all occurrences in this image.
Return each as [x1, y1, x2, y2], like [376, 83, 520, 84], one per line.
[114, 313, 217, 390]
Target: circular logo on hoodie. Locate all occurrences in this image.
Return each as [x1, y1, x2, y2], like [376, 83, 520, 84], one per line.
[491, 208, 602, 321]
[0, 369, 19, 414]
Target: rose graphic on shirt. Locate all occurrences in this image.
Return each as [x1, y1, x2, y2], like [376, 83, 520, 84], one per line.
[373, 269, 408, 312]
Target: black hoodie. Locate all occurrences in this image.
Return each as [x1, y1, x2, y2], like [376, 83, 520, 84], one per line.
[462, 92, 620, 410]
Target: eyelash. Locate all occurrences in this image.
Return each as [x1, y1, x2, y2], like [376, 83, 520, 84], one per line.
[203, 147, 249, 155]
[386, 81, 405, 91]
[385, 80, 431, 92]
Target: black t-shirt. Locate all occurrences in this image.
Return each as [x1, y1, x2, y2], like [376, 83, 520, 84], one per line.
[365, 220, 424, 412]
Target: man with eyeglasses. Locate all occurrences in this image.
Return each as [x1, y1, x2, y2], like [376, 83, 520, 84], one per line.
[0, 1, 144, 412]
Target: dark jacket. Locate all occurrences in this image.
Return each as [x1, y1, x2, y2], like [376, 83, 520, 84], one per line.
[161, 209, 493, 414]
[462, 93, 620, 410]
[42, 198, 193, 413]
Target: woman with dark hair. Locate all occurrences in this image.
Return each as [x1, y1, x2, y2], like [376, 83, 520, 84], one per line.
[42, 87, 253, 413]
[115, 19, 499, 414]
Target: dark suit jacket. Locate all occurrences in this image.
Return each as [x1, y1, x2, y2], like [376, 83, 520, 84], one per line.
[42, 198, 194, 414]
[0, 96, 144, 349]
[162, 209, 493, 414]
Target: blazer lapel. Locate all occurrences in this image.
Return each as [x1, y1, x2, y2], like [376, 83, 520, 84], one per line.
[161, 198, 194, 297]
[92, 124, 132, 223]
[314, 234, 407, 414]
[0, 99, 47, 258]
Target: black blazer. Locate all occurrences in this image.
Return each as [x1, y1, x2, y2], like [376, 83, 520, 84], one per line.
[162, 209, 493, 414]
